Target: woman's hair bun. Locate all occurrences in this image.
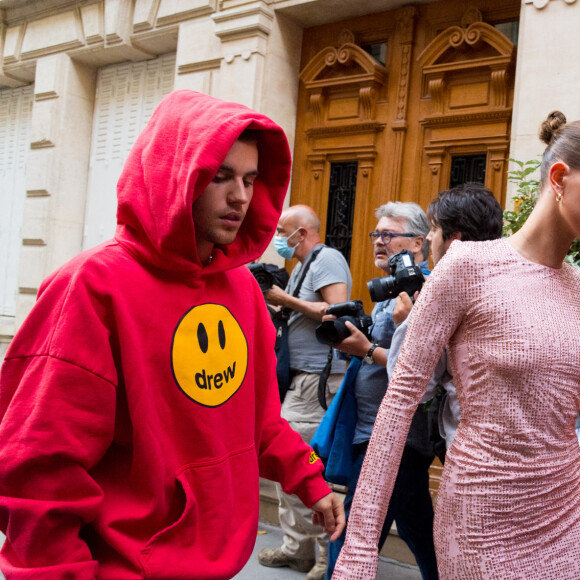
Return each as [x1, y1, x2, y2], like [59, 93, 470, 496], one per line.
[539, 111, 567, 146]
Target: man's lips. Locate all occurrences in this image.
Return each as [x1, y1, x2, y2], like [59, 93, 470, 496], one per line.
[221, 212, 242, 227]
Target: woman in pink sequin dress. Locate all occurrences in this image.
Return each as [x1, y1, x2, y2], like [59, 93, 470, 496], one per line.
[333, 112, 580, 579]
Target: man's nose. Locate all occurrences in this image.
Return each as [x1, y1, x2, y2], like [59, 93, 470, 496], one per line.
[229, 178, 250, 203]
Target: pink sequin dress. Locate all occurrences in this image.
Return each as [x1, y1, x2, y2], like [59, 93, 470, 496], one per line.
[333, 238, 580, 579]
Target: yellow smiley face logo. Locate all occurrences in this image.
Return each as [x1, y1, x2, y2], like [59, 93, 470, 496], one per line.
[171, 304, 248, 407]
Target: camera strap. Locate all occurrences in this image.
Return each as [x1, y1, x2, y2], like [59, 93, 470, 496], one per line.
[280, 245, 332, 409]
[296, 244, 331, 411]
[280, 245, 324, 320]
[318, 347, 333, 411]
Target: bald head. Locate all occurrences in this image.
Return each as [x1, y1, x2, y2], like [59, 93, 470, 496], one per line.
[276, 205, 322, 262]
[280, 205, 320, 233]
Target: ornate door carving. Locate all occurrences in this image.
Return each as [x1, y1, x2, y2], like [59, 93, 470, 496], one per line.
[293, 28, 389, 296]
[291, 1, 518, 308]
[418, 9, 515, 204]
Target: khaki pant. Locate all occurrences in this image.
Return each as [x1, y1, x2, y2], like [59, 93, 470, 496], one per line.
[276, 371, 343, 560]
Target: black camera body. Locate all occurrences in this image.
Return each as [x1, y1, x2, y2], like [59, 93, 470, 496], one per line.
[315, 300, 373, 347]
[248, 263, 289, 292]
[367, 249, 425, 303]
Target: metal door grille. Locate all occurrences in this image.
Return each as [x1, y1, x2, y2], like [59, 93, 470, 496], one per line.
[325, 162, 357, 263]
[449, 154, 486, 188]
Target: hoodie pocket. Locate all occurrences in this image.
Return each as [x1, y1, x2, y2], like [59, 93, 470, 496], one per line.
[138, 445, 259, 579]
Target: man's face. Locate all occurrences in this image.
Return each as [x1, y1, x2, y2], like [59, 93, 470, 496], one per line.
[193, 139, 259, 258]
[373, 217, 422, 273]
[426, 224, 455, 266]
[276, 214, 302, 246]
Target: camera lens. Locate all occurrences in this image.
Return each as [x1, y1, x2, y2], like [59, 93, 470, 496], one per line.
[254, 271, 273, 292]
[248, 264, 274, 292]
[315, 318, 352, 347]
[367, 276, 396, 302]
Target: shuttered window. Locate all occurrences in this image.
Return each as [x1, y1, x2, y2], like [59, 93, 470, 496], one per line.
[83, 53, 176, 250]
[0, 85, 33, 320]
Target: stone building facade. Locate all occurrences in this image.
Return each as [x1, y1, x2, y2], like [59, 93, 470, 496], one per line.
[1, 0, 580, 357]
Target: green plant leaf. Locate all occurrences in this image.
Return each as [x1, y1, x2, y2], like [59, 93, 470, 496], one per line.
[504, 158, 580, 266]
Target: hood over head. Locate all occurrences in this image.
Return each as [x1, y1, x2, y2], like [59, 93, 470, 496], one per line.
[115, 90, 292, 275]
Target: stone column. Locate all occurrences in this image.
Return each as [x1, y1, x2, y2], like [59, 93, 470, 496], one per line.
[175, 16, 222, 94]
[212, 3, 302, 148]
[17, 54, 96, 325]
[212, 2, 303, 265]
[508, 0, 580, 205]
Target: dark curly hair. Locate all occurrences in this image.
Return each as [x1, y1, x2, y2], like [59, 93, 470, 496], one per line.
[427, 182, 503, 242]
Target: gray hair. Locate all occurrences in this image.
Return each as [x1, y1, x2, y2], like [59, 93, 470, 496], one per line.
[375, 201, 430, 260]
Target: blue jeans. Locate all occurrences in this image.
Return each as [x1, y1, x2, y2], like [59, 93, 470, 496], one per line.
[325, 444, 439, 579]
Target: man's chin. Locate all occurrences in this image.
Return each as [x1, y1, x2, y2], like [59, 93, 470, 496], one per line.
[211, 229, 240, 248]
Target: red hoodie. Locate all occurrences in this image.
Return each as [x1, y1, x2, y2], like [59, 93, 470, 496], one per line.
[0, 91, 330, 579]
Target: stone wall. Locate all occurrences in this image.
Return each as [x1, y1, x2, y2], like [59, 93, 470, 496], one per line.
[1, 0, 579, 339]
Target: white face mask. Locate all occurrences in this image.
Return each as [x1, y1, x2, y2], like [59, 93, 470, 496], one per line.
[273, 228, 301, 259]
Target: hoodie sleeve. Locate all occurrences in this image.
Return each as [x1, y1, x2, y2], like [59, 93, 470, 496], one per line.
[257, 383, 331, 508]
[0, 356, 116, 578]
[0, 269, 117, 578]
[251, 289, 330, 508]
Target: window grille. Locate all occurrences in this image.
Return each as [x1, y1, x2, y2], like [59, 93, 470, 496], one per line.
[325, 162, 358, 263]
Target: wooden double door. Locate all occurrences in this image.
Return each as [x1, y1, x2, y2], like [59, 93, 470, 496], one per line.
[290, 0, 520, 309]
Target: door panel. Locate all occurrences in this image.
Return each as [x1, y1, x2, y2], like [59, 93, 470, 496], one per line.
[292, 1, 518, 312]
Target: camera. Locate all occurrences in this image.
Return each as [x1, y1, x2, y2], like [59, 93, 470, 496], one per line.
[315, 300, 373, 347]
[247, 263, 289, 292]
[367, 249, 425, 303]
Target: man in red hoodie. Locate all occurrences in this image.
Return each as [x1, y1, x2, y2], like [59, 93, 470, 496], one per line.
[0, 91, 344, 579]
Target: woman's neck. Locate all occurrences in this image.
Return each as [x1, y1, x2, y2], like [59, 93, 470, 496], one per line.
[507, 193, 573, 269]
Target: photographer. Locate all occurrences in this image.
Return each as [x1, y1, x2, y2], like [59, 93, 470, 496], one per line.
[325, 202, 438, 580]
[258, 205, 352, 580]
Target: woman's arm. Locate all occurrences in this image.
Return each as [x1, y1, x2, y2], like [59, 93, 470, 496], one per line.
[332, 242, 472, 579]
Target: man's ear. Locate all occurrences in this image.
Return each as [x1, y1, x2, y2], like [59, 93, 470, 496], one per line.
[549, 161, 569, 199]
[449, 231, 462, 242]
[413, 235, 425, 253]
[296, 226, 307, 240]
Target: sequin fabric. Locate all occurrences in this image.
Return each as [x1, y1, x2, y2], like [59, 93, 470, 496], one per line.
[333, 238, 580, 579]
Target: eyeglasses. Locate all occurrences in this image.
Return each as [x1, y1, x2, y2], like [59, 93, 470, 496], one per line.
[369, 231, 417, 244]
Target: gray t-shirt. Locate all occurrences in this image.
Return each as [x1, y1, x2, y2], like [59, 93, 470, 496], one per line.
[286, 245, 352, 374]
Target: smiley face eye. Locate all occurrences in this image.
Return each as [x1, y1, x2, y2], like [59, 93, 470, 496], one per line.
[197, 323, 209, 353]
[218, 320, 226, 350]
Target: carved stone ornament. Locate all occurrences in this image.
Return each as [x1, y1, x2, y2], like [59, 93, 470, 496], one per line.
[300, 40, 387, 125]
[419, 19, 513, 65]
[418, 19, 514, 118]
[395, 6, 416, 44]
[525, 0, 550, 8]
[338, 29, 356, 46]
[524, 0, 578, 6]
[461, 7, 483, 28]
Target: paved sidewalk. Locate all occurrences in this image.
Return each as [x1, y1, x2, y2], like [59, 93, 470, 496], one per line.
[0, 527, 422, 579]
[235, 522, 422, 580]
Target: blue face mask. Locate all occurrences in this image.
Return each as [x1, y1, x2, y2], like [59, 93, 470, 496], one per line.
[274, 228, 301, 260]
